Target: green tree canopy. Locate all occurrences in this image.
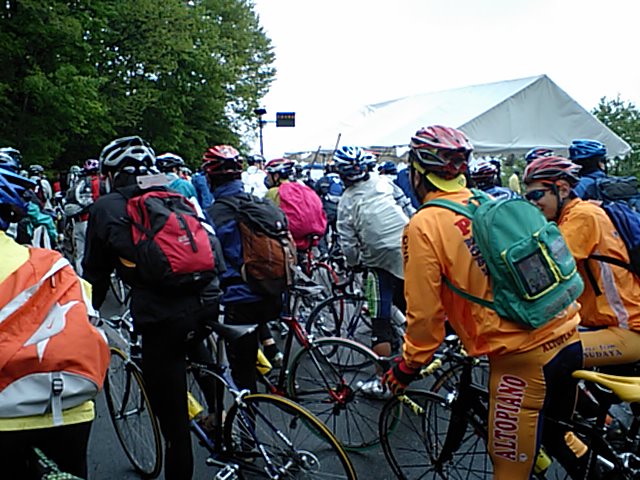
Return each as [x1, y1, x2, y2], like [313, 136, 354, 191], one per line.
[592, 96, 640, 177]
[0, 0, 275, 172]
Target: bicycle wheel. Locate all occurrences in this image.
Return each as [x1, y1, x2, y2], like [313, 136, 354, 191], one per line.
[103, 347, 163, 478]
[379, 389, 492, 480]
[223, 393, 357, 479]
[287, 337, 384, 450]
[109, 272, 129, 305]
[430, 359, 490, 395]
[305, 293, 371, 344]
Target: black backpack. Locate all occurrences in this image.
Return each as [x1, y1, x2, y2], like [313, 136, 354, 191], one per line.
[212, 194, 296, 296]
[595, 176, 640, 211]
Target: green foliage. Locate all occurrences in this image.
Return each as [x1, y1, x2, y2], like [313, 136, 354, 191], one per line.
[592, 96, 640, 178]
[0, 0, 275, 172]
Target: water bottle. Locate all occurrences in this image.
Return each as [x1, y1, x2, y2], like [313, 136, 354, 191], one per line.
[187, 391, 204, 421]
[256, 348, 273, 375]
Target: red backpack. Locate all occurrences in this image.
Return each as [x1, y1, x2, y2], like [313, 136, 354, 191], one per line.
[0, 249, 110, 423]
[121, 187, 219, 290]
[278, 182, 327, 250]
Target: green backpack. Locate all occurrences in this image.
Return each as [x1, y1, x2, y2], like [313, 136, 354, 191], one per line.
[423, 189, 584, 328]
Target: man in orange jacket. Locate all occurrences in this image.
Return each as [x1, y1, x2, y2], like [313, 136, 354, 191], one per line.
[523, 155, 640, 368]
[382, 125, 586, 479]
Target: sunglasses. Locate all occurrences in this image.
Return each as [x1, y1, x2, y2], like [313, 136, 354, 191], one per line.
[525, 188, 550, 202]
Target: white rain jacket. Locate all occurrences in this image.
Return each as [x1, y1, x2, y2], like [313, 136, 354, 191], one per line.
[337, 172, 413, 279]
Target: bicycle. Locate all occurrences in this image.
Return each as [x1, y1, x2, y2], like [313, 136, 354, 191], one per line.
[258, 283, 386, 452]
[305, 267, 406, 347]
[102, 310, 163, 478]
[185, 321, 358, 479]
[378, 342, 640, 480]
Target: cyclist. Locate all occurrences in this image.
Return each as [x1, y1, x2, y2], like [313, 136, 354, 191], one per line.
[523, 155, 640, 367]
[394, 164, 421, 209]
[382, 125, 586, 479]
[28, 164, 54, 210]
[378, 160, 398, 181]
[264, 157, 327, 252]
[0, 167, 109, 479]
[508, 168, 521, 194]
[469, 160, 519, 200]
[64, 159, 104, 273]
[203, 145, 285, 375]
[334, 146, 412, 397]
[156, 152, 198, 200]
[314, 163, 344, 255]
[241, 154, 268, 198]
[83, 136, 220, 480]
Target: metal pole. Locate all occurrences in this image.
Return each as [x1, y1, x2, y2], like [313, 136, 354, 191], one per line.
[258, 117, 264, 157]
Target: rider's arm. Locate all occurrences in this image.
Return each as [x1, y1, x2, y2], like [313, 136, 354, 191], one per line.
[81, 207, 112, 309]
[401, 219, 447, 369]
[558, 202, 600, 261]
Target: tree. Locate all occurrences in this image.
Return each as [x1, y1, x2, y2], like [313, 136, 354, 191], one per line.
[0, 0, 275, 170]
[591, 96, 640, 178]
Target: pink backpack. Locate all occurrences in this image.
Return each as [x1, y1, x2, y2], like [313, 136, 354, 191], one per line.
[278, 182, 327, 250]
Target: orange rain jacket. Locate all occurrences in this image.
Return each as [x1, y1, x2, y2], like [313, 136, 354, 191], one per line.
[558, 198, 640, 331]
[401, 189, 581, 368]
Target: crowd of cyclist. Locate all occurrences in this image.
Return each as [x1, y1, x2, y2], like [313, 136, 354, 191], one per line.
[1, 128, 639, 479]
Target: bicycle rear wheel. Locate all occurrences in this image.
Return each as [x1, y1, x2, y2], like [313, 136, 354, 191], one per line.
[287, 337, 385, 450]
[223, 393, 357, 479]
[379, 390, 492, 480]
[104, 347, 163, 478]
[305, 293, 371, 344]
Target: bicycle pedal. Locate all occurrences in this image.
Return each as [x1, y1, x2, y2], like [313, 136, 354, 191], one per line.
[214, 463, 239, 480]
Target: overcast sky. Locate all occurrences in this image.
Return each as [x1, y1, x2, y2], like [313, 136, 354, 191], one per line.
[249, 0, 640, 159]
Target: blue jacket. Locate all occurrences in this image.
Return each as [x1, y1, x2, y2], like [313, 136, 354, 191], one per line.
[394, 168, 421, 209]
[574, 170, 607, 200]
[206, 180, 261, 304]
[192, 172, 213, 209]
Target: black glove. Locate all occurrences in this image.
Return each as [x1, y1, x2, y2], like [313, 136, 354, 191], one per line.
[382, 356, 420, 395]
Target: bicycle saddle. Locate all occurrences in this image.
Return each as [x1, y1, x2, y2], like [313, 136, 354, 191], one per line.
[209, 322, 257, 342]
[572, 370, 640, 403]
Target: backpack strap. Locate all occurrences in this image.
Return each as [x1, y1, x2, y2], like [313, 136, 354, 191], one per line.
[442, 276, 496, 311]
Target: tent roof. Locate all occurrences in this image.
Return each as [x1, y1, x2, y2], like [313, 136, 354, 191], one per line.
[287, 75, 631, 159]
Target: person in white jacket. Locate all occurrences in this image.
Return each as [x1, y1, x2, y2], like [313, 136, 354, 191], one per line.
[241, 154, 268, 198]
[334, 146, 414, 398]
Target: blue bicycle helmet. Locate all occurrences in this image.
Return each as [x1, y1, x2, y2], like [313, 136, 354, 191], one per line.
[0, 152, 20, 173]
[333, 146, 376, 183]
[525, 147, 555, 164]
[568, 139, 607, 161]
[378, 161, 398, 176]
[0, 167, 35, 230]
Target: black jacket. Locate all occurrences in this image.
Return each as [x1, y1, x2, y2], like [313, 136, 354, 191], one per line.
[82, 184, 220, 331]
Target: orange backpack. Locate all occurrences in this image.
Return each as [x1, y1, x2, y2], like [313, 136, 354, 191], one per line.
[0, 248, 110, 424]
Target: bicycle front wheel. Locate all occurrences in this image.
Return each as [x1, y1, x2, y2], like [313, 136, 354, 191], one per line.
[379, 390, 492, 480]
[287, 337, 385, 450]
[104, 347, 163, 478]
[223, 393, 357, 479]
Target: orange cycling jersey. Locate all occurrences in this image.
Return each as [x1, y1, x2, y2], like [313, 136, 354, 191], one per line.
[558, 198, 640, 331]
[401, 188, 581, 368]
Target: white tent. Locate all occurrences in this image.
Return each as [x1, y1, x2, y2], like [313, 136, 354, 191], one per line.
[287, 75, 631, 159]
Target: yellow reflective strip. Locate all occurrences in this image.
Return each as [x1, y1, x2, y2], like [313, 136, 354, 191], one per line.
[0, 400, 95, 431]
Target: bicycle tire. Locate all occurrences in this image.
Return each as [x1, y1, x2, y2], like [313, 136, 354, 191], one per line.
[287, 337, 386, 451]
[430, 359, 490, 395]
[379, 389, 493, 480]
[103, 347, 163, 478]
[109, 272, 129, 305]
[305, 293, 371, 344]
[223, 393, 357, 479]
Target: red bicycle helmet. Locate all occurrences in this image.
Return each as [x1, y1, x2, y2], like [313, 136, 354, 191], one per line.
[523, 156, 581, 186]
[201, 145, 241, 176]
[265, 158, 296, 177]
[409, 125, 473, 179]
